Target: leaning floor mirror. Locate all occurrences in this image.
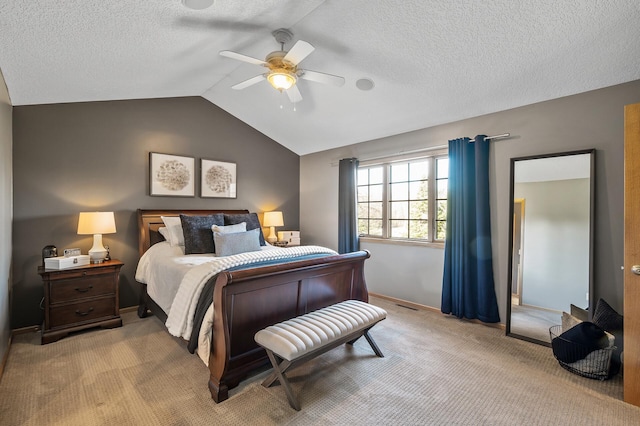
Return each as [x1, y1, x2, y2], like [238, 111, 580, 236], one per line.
[506, 149, 595, 346]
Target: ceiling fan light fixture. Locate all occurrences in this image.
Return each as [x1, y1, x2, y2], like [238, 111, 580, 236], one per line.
[181, 0, 214, 10]
[267, 71, 296, 91]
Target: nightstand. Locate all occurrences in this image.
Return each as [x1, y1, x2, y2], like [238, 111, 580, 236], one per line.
[277, 231, 300, 246]
[38, 259, 123, 344]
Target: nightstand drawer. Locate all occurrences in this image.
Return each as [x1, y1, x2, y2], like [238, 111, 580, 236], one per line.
[49, 297, 116, 329]
[49, 275, 116, 304]
[45, 265, 120, 281]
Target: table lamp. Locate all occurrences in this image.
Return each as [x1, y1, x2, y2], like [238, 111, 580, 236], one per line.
[77, 211, 116, 263]
[263, 211, 284, 244]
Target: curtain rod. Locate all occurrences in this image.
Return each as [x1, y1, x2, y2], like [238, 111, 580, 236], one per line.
[333, 133, 511, 166]
[476, 133, 510, 141]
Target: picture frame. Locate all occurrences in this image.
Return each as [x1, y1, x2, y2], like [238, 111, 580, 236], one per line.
[200, 159, 237, 198]
[149, 152, 195, 197]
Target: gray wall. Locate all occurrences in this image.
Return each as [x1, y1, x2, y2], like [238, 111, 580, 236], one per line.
[517, 179, 590, 311]
[301, 79, 640, 323]
[0, 69, 11, 366]
[12, 97, 300, 328]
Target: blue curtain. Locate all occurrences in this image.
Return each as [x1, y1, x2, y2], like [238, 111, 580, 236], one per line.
[338, 158, 359, 253]
[441, 136, 500, 323]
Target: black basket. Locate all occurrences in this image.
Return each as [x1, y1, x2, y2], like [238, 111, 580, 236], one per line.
[549, 325, 615, 380]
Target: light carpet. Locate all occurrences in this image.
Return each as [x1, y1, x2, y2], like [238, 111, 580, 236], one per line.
[1, 296, 639, 425]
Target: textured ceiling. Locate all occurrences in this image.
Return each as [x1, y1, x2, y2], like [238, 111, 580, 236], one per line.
[1, 1, 639, 155]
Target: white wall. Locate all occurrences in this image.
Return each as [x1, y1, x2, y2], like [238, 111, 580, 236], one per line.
[0, 67, 12, 366]
[361, 240, 445, 307]
[517, 179, 590, 311]
[300, 80, 640, 323]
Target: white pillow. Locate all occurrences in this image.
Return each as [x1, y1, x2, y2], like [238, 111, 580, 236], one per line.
[211, 222, 246, 234]
[158, 226, 171, 242]
[161, 215, 185, 247]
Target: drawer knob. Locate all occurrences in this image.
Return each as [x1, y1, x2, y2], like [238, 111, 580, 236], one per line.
[75, 307, 94, 317]
[74, 285, 93, 293]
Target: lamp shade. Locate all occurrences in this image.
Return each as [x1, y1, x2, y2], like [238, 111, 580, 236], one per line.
[263, 211, 284, 227]
[77, 212, 116, 235]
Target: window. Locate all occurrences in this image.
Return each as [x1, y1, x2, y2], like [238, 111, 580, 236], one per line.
[357, 154, 448, 242]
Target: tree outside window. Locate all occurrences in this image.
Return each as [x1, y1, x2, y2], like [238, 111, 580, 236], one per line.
[358, 154, 447, 242]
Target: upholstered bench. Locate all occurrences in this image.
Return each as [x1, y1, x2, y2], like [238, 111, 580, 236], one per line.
[254, 299, 387, 410]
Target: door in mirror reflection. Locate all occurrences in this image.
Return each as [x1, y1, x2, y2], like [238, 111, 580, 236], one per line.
[506, 149, 595, 346]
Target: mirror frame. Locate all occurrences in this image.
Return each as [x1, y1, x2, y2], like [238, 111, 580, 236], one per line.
[505, 149, 596, 346]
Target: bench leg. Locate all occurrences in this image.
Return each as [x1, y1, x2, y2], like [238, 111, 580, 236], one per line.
[262, 358, 292, 388]
[364, 330, 384, 357]
[347, 329, 384, 358]
[263, 349, 300, 411]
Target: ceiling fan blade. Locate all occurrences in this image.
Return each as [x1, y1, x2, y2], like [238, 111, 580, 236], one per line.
[300, 70, 345, 87]
[220, 50, 266, 66]
[283, 40, 315, 66]
[286, 85, 303, 103]
[231, 75, 266, 90]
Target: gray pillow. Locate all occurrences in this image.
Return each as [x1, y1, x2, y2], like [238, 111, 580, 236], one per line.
[180, 214, 224, 254]
[561, 312, 583, 332]
[214, 228, 262, 256]
[223, 213, 266, 246]
[570, 304, 589, 322]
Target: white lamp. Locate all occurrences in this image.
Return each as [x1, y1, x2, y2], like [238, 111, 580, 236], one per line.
[263, 211, 284, 244]
[77, 212, 116, 264]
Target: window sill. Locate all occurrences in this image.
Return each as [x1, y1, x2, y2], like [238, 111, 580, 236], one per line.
[359, 236, 445, 249]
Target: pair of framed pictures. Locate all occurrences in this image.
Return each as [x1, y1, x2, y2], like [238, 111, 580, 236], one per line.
[149, 152, 236, 198]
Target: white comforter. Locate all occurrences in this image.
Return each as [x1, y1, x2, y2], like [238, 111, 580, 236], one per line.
[135, 242, 338, 364]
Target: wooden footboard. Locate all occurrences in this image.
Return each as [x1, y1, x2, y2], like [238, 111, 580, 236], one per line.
[207, 249, 370, 402]
[135, 209, 370, 403]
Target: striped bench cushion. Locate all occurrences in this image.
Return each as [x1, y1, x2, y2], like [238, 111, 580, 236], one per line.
[254, 300, 387, 361]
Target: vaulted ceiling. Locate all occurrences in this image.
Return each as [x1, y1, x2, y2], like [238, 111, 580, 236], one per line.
[1, 1, 639, 155]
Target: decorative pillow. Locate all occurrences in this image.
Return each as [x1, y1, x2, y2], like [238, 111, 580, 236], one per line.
[161, 216, 185, 247]
[561, 312, 583, 332]
[158, 226, 170, 242]
[592, 299, 623, 334]
[570, 304, 589, 322]
[211, 222, 246, 235]
[214, 228, 262, 257]
[223, 213, 266, 246]
[180, 214, 225, 254]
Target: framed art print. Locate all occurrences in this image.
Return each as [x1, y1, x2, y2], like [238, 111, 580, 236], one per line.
[149, 152, 195, 197]
[201, 159, 237, 198]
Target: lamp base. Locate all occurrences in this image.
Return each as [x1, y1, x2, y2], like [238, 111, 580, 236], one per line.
[267, 226, 278, 244]
[88, 234, 108, 264]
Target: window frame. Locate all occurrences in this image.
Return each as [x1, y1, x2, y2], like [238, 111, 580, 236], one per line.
[357, 150, 448, 246]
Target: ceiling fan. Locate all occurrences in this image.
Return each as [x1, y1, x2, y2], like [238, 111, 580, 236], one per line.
[220, 28, 345, 103]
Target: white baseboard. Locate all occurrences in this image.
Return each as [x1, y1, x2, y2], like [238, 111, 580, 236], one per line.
[369, 292, 505, 330]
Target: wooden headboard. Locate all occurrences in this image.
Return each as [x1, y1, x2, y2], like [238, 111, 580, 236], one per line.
[137, 209, 250, 256]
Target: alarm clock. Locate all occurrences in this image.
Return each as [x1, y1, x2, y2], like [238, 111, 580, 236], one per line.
[63, 248, 82, 257]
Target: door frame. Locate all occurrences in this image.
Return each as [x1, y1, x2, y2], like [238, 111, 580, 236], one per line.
[624, 102, 640, 406]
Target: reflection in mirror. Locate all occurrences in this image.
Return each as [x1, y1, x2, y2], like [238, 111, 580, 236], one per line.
[506, 149, 595, 346]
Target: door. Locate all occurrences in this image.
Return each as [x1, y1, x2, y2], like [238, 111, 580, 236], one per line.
[624, 102, 640, 406]
[511, 199, 525, 305]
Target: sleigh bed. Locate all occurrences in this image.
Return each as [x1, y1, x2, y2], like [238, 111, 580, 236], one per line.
[135, 209, 370, 403]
